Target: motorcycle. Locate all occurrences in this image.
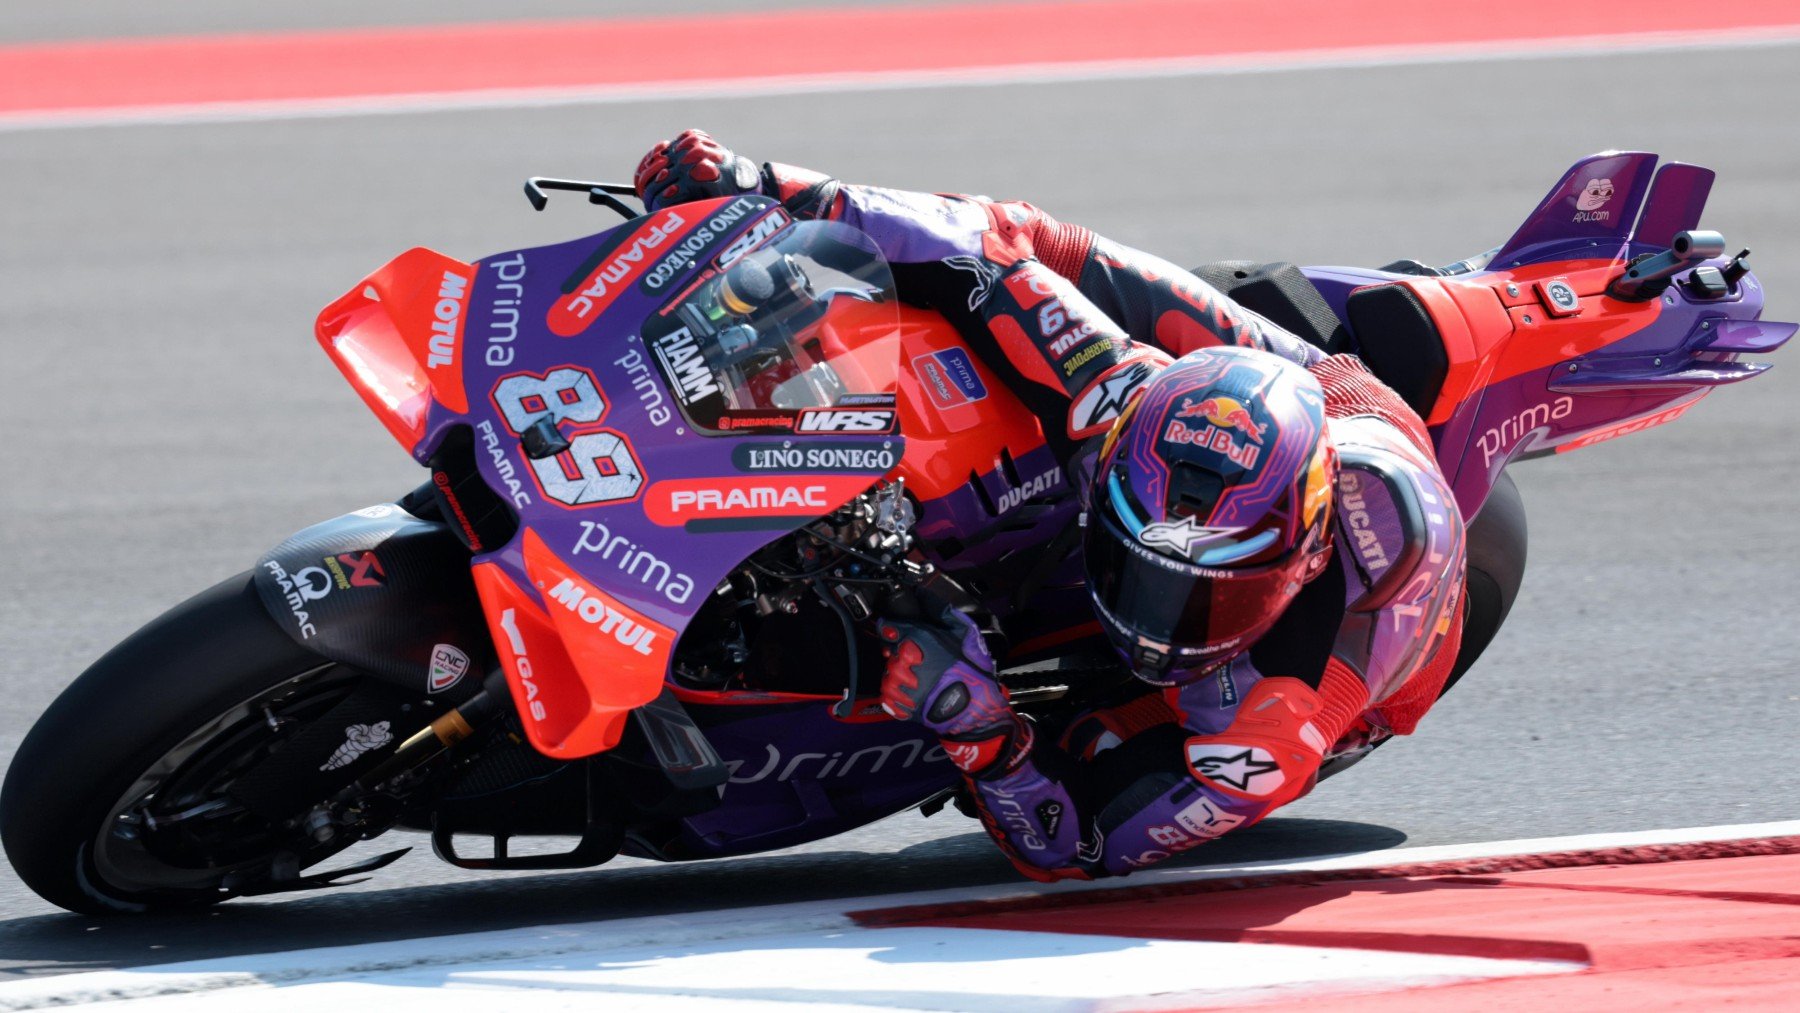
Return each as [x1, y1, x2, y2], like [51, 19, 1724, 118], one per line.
[3, 151, 1788, 914]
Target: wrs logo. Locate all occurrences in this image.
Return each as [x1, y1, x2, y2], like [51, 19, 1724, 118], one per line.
[795, 408, 895, 433]
[547, 211, 686, 336]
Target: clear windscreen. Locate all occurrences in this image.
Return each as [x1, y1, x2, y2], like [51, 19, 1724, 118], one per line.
[642, 220, 901, 433]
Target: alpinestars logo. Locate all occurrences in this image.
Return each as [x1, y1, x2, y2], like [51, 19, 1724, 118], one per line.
[1071, 361, 1154, 434]
[1185, 743, 1284, 795]
[942, 255, 1000, 310]
[1137, 516, 1244, 560]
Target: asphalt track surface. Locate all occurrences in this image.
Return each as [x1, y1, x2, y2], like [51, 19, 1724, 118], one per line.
[2, 28, 1798, 980]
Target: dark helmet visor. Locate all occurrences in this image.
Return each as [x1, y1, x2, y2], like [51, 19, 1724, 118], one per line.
[1084, 502, 1300, 666]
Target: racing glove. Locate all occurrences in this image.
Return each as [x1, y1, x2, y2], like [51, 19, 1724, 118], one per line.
[879, 606, 1091, 880]
[634, 129, 764, 211]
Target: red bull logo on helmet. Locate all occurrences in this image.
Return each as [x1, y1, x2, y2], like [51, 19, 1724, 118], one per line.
[1164, 395, 1267, 469]
[1175, 396, 1266, 443]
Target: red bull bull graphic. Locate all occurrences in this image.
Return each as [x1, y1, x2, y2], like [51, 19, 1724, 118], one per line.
[1166, 396, 1266, 469]
[1176, 396, 1267, 443]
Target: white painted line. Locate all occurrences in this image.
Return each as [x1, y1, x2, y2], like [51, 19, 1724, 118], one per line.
[7, 929, 1578, 1012]
[0, 820, 1791, 1011]
[4, 27, 1798, 133]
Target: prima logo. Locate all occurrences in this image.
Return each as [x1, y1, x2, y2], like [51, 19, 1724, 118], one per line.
[482, 251, 526, 368]
[573, 519, 696, 604]
[726, 739, 950, 785]
[615, 347, 673, 428]
[1478, 396, 1573, 467]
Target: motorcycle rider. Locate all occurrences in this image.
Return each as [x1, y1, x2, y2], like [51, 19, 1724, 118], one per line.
[634, 130, 1467, 879]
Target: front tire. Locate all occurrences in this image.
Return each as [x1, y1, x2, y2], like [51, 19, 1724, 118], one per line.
[1, 573, 366, 914]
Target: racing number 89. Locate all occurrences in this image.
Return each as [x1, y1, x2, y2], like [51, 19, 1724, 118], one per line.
[491, 368, 644, 507]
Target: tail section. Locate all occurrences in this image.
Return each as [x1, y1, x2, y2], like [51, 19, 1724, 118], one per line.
[1491, 151, 1658, 267]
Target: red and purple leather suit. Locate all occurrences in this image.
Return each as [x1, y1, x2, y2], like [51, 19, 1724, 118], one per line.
[639, 134, 1467, 879]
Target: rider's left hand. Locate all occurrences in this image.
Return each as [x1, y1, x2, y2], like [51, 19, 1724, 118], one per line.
[634, 129, 764, 211]
[876, 604, 996, 722]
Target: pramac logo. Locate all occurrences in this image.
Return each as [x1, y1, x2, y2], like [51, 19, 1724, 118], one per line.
[547, 210, 687, 336]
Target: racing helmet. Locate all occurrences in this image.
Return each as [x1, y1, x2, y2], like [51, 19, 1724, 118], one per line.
[1084, 345, 1337, 686]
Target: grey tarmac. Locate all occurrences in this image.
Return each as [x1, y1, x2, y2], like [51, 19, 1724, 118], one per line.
[0, 38, 1796, 978]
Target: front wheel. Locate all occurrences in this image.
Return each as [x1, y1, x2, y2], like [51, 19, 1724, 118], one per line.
[1, 573, 398, 914]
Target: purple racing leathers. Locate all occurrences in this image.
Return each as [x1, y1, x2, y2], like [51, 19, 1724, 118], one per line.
[761, 162, 1322, 459]
[641, 139, 1464, 877]
[1064, 357, 1468, 876]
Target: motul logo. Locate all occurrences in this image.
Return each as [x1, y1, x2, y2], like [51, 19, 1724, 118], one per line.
[427, 270, 470, 369]
[795, 408, 895, 433]
[546, 578, 658, 656]
[546, 211, 686, 337]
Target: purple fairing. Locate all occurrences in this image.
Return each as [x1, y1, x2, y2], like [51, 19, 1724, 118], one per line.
[651, 700, 958, 859]
[1302, 152, 1793, 521]
[422, 196, 900, 635]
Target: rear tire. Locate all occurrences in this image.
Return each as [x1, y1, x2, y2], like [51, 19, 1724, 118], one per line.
[1440, 469, 1528, 697]
[1, 572, 357, 914]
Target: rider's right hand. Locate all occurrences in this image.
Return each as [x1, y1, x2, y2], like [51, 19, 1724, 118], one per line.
[634, 129, 764, 211]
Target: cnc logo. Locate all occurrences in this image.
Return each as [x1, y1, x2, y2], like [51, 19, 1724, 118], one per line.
[795, 408, 896, 433]
[427, 644, 471, 694]
[547, 210, 686, 336]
